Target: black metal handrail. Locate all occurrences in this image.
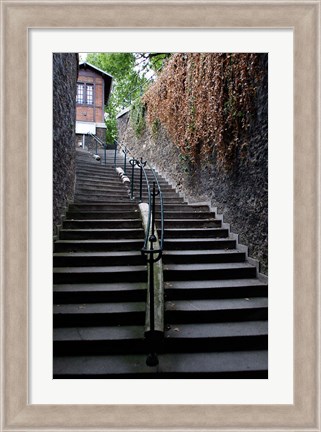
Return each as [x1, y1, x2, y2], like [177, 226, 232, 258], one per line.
[87, 131, 102, 154]
[115, 140, 164, 253]
[87, 132, 112, 165]
[115, 140, 165, 366]
[141, 163, 164, 256]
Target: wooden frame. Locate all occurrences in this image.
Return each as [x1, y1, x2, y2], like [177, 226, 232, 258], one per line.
[1, 1, 320, 430]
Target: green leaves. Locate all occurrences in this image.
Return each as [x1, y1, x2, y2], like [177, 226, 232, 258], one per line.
[86, 53, 171, 142]
[130, 98, 146, 138]
[87, 53, 143, 111]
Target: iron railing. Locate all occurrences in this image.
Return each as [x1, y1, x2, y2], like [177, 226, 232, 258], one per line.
[115, 141, 164, 246]
[87, 132, 109, 165]
[115, 141, 165, 366]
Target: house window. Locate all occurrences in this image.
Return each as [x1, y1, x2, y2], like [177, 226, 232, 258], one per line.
[77, 82, 94, 105]
[86, 84, 93, 104]
[76, 83, 84, 104]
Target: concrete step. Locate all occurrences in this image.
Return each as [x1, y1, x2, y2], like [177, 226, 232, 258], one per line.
[164, 238, 236, 250]
[66, 210, 140, 220]
[59, 228, 144, 240]
[65, 210, 215, 220]
[76, 170, 171, 182]
[163, 262, 257, 280]
[53, 325, 146, 355]
[75, 178, 126, 185]
[163, 249, 246, 264]
[75, 192, 184, 203]
[69, 199, 206, 210]
[141, 173, 167, 184]
[75, 193, 182, 205]
[74, 193, 132, 203]
[92, 181, 167, 191]
[76, 163, 115, 170]
[53, 250, 145, 267]
[69, 203, 136, 211]
[163, 321, 268, 352]
[53, 265, 147, 284]
[76, 175, 125, 184]
[77, 174, 176, 193]
[164, 278, 268, 300]
[131, 184, 175, 192]
[76, 177, 125, 187]
[62, 219, 142, 229]
[162, 204, 210, 212]
[75, 188, 130, 197]
[158, 218, 221, 228]
[54, 239, 143, 252]
[163, 211, 215, 219]
[165, 298, 268, 323]
[75, 180, 172, 193]
[63, 218, 221, 229]
[53, 302, 146, 327]
[53, 320, 267, 355]
[53, 350, 268, 378]
[69, 202, 209, 212]
[76, 168, 121, 177]
[162, 227, 229, 239]
[131, 194, 184, 202]
[76, 184, 177, 194]
[53, 282, 147, 304]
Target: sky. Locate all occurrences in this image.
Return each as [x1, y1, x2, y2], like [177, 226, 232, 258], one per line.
[79, 53, 87, 61]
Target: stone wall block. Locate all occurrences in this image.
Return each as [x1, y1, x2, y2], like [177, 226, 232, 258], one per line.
[53, 53, 78, 235]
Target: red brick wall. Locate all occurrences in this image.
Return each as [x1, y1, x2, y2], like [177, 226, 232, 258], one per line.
[76, 69, 105, 123]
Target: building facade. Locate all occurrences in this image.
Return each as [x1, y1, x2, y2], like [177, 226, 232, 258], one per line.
[76, 61, 112, 148]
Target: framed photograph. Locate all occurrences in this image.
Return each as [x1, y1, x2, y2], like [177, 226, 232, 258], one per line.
[1, 1, 320, 431]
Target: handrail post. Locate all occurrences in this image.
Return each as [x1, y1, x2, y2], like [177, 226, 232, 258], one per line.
[139, 158, 143, 202]
[115, 145, 164, 368]
[150, 182, 157, 335]
[95, 139, 98, 155]
[145, 182, 159, 367]
[104, 144, 107, 166]
[129, 159, 136, 200]
[138, 157, 147, 203]
[122, 146, 129, 174]
[113, 140, 118, 168]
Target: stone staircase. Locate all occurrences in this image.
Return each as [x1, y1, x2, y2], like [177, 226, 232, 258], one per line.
[53, 148, 268, 378]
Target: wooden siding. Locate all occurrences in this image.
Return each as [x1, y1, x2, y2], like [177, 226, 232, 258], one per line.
[76, 70, 105, 123]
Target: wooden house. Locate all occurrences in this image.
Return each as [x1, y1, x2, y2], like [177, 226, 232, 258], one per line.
[76, 61, 113, 147]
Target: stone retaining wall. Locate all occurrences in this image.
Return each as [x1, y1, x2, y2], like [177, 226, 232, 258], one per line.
[53, 53, 78, 235]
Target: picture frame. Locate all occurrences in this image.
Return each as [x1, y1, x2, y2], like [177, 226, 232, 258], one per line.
[1, 0, 320, 430]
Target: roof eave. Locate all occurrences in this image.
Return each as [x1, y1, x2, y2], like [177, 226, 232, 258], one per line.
[79, 61, 113, 79]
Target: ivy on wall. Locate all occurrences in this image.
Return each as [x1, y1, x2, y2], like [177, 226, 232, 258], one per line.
[130, 98, 146, 137]
[143, 53, 265, 170]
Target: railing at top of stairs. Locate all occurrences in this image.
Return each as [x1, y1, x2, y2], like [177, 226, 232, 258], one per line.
[86, 132, 110, 165]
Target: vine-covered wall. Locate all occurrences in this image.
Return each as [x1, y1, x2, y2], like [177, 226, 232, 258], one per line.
[53, 53, 78, 235]
[144, 53, 265, 169]
[117, 53, 268, 273]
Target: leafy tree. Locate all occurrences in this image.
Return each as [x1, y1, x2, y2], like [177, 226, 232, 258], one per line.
[86, 53, 139, 143]
[134, 53, 171, 79]
[86, 52, 170, 143]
